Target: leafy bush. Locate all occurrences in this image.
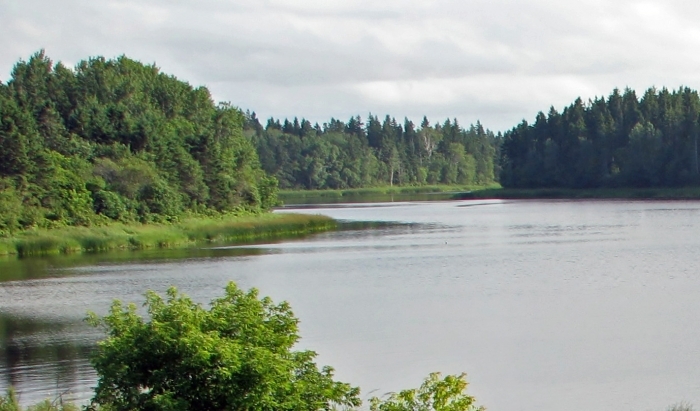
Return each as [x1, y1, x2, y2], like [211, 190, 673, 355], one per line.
[92, 190, 129, 221]
[136, 180, 182, 221]
[86, 283, 360, 411]
[0, 179, 22, 236]
[370, 373, 483, 411]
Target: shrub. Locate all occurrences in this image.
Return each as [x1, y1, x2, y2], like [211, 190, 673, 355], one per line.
[136, 180, 182, 221]
[370, 372, 483, 411]
[92, 190, 128, 221]
[86, 283, 360, 411]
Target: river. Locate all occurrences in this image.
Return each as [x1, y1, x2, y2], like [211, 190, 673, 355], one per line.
[2, 199, 700, 411]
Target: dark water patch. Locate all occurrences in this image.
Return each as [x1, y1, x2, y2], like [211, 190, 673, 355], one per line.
[0, 246, 269, 283]
[0, 313, 98, 405]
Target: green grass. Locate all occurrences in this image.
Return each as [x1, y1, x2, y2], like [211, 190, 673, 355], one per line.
[0, 387, 80, 411]
[0, 213, 336, 257]
[457, 186, 700, 200]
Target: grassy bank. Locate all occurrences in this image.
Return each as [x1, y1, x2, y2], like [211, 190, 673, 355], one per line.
[457, 186, 700, 200]
[0, 213, 336, 257]
[280, 184, 501, 204]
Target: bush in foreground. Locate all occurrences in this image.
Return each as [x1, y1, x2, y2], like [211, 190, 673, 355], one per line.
[370, 373, 483, 411]
[86, 283, 360, 411]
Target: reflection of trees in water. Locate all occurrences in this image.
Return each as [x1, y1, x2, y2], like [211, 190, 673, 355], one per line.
[0, 245, 267, 283]
[0, 313, 98, 404]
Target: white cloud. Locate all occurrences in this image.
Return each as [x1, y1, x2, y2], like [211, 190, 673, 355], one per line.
[4, 0, 700, 130]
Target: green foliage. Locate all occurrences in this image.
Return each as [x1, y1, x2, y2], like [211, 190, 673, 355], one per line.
[0, 213, 335, 256]
[0, 388, 79, 411]
[0, 179, 22, 236]
[86, 283, 360, 411]
[0, 51, 279, 230]
[25, 400, 79, 411]
[248, 114, 499, 190]
[500, 86, 700, 189]
[0, 388, 19, 411]
[92, 190, 129, 221]
[136, 180, 183, 221]
[369, 373, 483, 411]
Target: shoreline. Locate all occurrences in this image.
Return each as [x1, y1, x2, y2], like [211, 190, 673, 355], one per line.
[7, 185, 698, 258]
[279, 185, 700, 203]
[279, 184, 500, 204]
[457, 187, 700, 200]
[0, 213, 337, 258]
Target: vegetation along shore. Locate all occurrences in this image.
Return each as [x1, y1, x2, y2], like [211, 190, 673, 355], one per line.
[0, 213, 335, 258]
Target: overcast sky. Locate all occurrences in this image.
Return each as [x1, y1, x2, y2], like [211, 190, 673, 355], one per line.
[3, 0, 700, 131]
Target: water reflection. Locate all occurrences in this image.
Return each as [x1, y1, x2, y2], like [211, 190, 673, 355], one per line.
[0, 313, 96, 403]
[0, 246, 271, 283]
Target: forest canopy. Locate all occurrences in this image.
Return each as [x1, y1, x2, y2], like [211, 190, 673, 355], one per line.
[245, 114, 500, 190]
[0, 50, 277, 235]
[0, 51, 502, 236]
[500, 87, 700, 189]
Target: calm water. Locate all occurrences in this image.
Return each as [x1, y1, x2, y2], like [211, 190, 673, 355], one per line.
[2, 199, 700, 410]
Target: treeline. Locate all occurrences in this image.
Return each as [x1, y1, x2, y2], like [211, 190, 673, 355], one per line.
[501, 87, 700, 188]
[245, 114, 500, 190]
[0, 51, 277, 235]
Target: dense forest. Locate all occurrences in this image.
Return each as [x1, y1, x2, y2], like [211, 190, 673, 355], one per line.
[0, 51, 503, 236]
[9, 51, 700, 236]
[0, 51, 277, 235]
[245, 114, 500, 190]
[501, 87, 700, 188]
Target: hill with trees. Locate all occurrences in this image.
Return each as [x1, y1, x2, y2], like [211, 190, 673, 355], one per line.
[0, 51, 277, 236]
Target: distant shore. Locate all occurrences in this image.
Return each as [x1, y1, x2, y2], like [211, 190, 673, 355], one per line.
[0, 213, 337, 257]
[279, 184, 500, 204]
[457, 186, 700, 200]
[279, 185, 700, 204]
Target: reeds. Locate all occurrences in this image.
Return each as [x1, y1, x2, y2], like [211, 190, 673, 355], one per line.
[0, 213, 336, 257]
[0, 388, 79, 411]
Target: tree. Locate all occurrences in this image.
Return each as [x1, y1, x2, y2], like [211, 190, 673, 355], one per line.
[86, 283, 360, 411]
[369, 372, 483, 411]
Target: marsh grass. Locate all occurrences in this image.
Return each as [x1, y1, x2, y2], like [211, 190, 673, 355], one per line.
[0, 213, 335, 257]
[180, 213, 337, 243]
[0, 239, 15, 256]
[0, 388, 80, 411]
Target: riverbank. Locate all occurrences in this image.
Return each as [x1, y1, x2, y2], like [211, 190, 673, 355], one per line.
[0, 213, 336, 257]
[279, 184, 501, 204]
[457, 186, 700, 200]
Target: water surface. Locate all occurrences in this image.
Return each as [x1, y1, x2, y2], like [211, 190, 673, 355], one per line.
[2, 199, 700, 411]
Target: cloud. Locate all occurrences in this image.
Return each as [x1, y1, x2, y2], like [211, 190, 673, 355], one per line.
[4, 0, 700, 130]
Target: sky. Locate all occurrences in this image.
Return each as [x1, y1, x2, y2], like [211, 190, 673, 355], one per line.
[3, 0, 700, 132]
